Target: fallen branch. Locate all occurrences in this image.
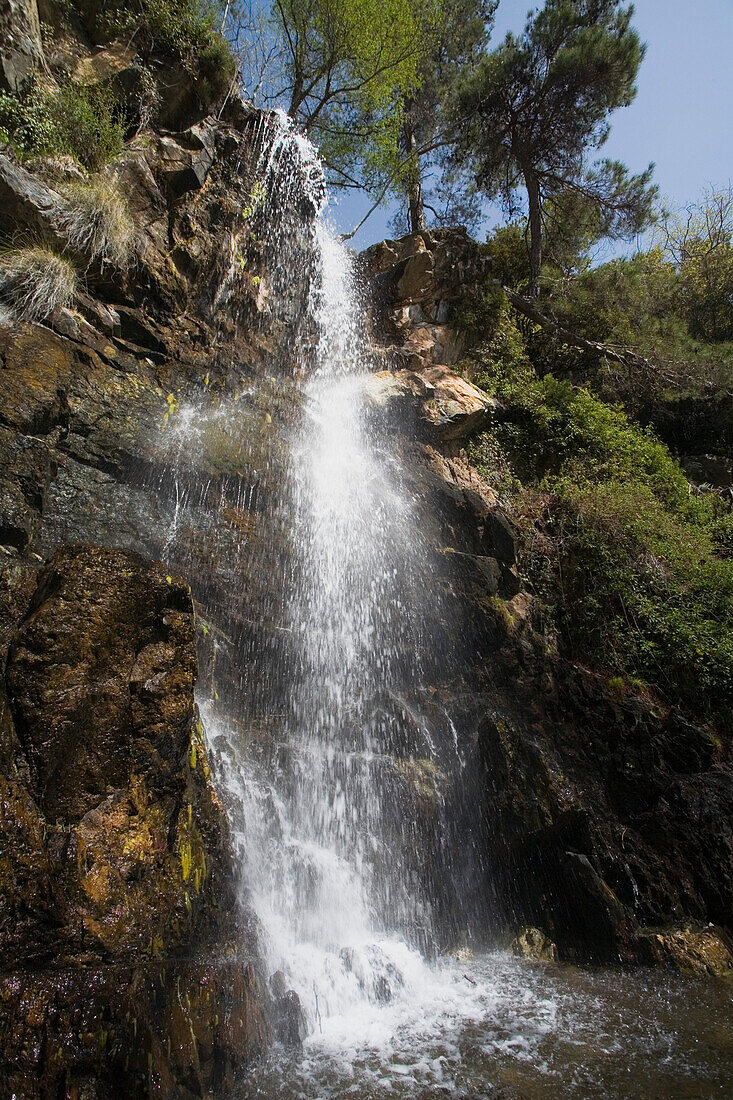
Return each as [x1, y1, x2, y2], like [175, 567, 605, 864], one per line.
[499, 283, 658, 373]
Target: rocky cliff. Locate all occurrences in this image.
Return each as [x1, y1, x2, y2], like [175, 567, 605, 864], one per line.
[0, 5, 318, 1094]
[360, 227, 733, 974]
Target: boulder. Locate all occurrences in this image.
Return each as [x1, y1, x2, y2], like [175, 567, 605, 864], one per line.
[0, 156, 64, 246]
[420, 365, 501, 440]
[151, 122, 217, 200]
[634, 925, 733, 978]
[363, 366, 501, 442]
[510, 926, 558, 962]
[72, 39, 138, 85]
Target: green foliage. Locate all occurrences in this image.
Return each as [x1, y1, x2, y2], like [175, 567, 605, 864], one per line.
[0, 81, 124, 170]
[659, 186, 733, 343]
[391, 0, 496, 232]
[452, 0, 655, 289]
[548, 480, 733, 722]
[274, 0, 438, 120]
[482, 225, 530, 289]
[468, 336, 733, 727]
[527, 246, 733, 409]
[244, 0, 444, 210]
[86, 0, 235, 103]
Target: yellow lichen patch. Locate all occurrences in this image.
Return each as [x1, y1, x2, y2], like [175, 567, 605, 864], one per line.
[180, 841, 193, 882]
[80, 863, 115, 906]
[122, 822, 154, 861]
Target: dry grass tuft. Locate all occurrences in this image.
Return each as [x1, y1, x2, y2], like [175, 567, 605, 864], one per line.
[54, 178, 136, 269]
[0, 247, 77, 321]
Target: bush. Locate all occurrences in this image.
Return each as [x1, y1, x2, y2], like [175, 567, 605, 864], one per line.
[467, 342, 733, 727]
[547, 479, 733, 721]
[0, 247, 77, 321]
[54, 179, 136, 268]
[90, 0, 235, 104]
[0, 81, 125, 171]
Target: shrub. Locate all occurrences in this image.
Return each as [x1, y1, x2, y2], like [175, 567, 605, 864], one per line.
[91, 0, 235, 104]
[547, 479, 733, 721]
[0, 81, 125, 171]
[0, 247, 77, 321]
[54, 179, 136, 268]
[467, 341, 733, 727]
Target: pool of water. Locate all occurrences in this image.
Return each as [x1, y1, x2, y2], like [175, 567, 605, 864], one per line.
[242, 951, 733, 1099]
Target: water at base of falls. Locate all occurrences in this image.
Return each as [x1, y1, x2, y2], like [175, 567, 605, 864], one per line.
[239, 951, 733, 1099]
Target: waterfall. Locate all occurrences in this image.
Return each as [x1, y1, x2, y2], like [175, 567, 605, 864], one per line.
[157, 114, 733, 1099]
[199, 115, 463, 1025]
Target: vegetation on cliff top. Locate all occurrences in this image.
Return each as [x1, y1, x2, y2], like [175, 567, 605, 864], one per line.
[463, 210, 733, 727]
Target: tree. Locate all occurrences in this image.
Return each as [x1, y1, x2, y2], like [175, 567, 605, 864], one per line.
[660, 185, 733, 342]
[451, 0, 656, 294]
[397, 0, 496, 233]
[237, 0, 440, 199]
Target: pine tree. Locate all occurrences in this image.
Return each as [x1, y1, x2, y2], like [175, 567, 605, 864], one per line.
[452, 0, 656, 294]
[398, 0, 496, 233]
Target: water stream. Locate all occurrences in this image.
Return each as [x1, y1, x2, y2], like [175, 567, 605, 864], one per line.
[167, 116, 733, 1099]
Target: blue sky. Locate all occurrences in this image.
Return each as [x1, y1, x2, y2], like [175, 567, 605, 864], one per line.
[323, 0, 733, 252]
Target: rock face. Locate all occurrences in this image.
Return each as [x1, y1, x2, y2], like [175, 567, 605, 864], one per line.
[0, 546, 269, 1098]
[0, 15, 731, 1093]
[0, 23, 315, 1085]
[362, 228, 733, 968]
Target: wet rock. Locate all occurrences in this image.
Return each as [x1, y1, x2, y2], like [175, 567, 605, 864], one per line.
[269, 972, 305, 1047]
[0, 546, 270, 1094]
[509, 927, 558, 963]
[634, 925, 733, 978]
[6, 545, 196, 821]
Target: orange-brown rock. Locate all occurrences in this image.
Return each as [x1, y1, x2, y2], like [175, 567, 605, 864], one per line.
[0, 546, 270, 1098]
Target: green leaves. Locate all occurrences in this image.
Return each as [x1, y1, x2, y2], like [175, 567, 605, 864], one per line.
[451, 0, 655, 289]
[468, 320, 733, 727]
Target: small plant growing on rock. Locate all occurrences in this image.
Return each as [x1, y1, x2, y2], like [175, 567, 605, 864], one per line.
[0, 246, 77, 321]
[0, 81, 124, 171]
[54, 179, 136, 269]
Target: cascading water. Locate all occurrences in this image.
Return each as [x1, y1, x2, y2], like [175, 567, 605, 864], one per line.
[202, 115, 465, 1021]
[162, 116, 733, 1099]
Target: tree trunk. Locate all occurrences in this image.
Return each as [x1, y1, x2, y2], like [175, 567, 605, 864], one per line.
[522, 162, 542, 297]
[403, 99, 426, 234]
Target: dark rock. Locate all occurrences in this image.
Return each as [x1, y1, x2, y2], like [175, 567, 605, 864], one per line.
[681, 453, 733, 488]
[362, 226, 733, 967]
[269, 973, 305, 1048]
[0, 546, 270, 1094]
[152, 123, 217, 200]
[480, 511, 517, 565]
